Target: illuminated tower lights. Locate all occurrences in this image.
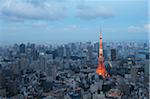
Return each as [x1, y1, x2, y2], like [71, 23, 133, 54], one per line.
[96, 32, 109, 78]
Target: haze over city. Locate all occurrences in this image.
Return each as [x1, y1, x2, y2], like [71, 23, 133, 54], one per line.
[0, 0, 149, 44]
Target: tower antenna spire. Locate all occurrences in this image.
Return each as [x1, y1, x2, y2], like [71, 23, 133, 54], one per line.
[100, 25, 102, 38]
[100, 25, 103, 37]
[100, 25, 102, 33]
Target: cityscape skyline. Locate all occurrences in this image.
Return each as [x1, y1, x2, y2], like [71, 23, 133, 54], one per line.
[0, 0, 149, 44]
[0, 40, 149, 98]
[0, 0, 149, 98]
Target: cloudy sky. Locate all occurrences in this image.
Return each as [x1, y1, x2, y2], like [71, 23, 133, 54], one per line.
[0, 0, 149, 44]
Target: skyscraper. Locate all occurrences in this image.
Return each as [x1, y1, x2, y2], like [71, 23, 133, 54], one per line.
[96, 32, 109, 78]
[19, 43, 26, 54]
[111, 49, 117, 61]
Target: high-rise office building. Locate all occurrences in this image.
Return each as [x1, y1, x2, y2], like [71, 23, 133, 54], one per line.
[19, 43, 26, 54]
[111, 49, 117, 61]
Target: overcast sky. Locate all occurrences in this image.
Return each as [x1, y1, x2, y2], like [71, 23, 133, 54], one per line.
[0, 0, 149, 44]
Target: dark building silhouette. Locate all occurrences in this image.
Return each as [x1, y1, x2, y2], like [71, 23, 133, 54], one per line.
[111, 49, 116, 61]
[19, 43, 26, 54]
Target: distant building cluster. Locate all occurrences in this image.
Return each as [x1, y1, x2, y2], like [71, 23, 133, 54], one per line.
[0, 41, 149, 99]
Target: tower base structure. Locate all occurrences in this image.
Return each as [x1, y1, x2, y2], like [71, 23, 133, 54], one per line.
[96, 65, 110, 78]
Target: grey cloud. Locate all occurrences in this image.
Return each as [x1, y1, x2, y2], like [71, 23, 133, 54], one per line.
[128, 24, 150, 33]
[76, 5, 114, 20]
[0, 0, 67, 21]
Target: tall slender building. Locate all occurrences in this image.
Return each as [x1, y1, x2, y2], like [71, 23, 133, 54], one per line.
[96, 32, 109, 78]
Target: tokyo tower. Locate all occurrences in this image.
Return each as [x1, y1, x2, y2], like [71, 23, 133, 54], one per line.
[96, 31, 109, 78]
